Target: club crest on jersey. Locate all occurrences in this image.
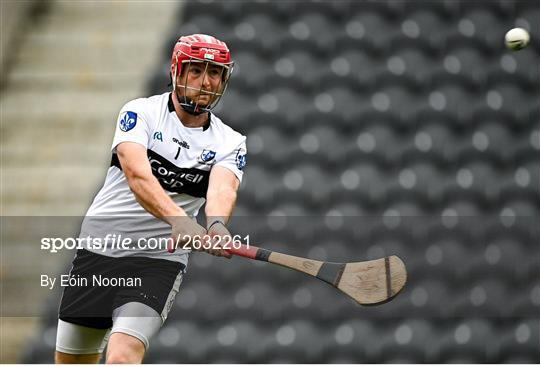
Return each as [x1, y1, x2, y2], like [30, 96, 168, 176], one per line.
[236, 150, 247, 170]
[119, 111, 137, 132]
[198, 149, 216, 164]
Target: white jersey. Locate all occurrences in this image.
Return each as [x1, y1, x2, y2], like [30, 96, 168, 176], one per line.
[80, 92, 247, 265]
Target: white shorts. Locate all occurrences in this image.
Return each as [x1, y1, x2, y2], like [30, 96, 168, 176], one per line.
[56, 302, 164, 354]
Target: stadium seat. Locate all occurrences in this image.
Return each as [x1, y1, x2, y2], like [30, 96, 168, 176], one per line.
[297, 125, 355, 167]
[374, 86, 423, 126]
[208, 320, 267, 362]
[323, 318, 379, 362]
[387, 162, 445, 206]
[415, 235, 478, 284]
[281, 12, 340, 55]
[397, 10, 446, 54]
[479, 237, 531, 280]
[153, 320, 210, 363]
[246, 126, 296, 167]
[260, 87, 312, 130]
[407, 279, 452, 318]
[437, 318, 496, 362]
[169, 281, 229, 322]
[289, 0, 352, 22]
[512, 46, 540, 87]
[516, 7, 540, 52]
[449, 279, 510, 318]
[233, 51, 272, 92]
[402, 123, 454, 166]
[236, 13, 287, 55]
[325, 48, 384, 93]
[240, 165, 281, 210]
[435, 84, 480, 127]
[486, 51, 540, 90]
[379, 319, 437, 362]
[273, 163, 334, 209]
[451, 46, 488, 88]
[262, 320, 326, 363]
[340, 162, 388, 207]
[389, 48, 438, 90]
[358, 124, 404, 166]
[300, 86, 365, 129]
[347, 10, 400, 54]
[510, 282, 540, 318]
[283, 49, 326, 92]
[281, 281, 351, 320]
[235, 280, 285, 321]
[217, 88, 260, 125]
[445, 161, 500, 206]
[217, 1, 277, 22]
[496, 320, 540, 362]
[402, 0, 460, 19]
[513, 133, 540, 165]
[498, 198, 540, 236]
[466, 8, 507, 52]
[499, 162, 540, 204]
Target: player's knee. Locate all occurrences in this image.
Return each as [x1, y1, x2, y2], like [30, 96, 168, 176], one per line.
[106, 348, 143, 364]
[55, 351, 101, 364]
[106, 352, 133, 364]
[106, 333, 145, 364]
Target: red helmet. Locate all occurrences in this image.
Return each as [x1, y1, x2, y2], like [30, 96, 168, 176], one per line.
[170, 34, 234, 113]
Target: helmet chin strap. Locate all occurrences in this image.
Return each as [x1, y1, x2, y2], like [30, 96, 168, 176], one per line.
[177, 93, 207, 116]
[173, 87, 210, 116]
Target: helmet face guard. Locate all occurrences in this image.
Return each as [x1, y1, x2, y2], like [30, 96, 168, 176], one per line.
[170, 34, 234, 115]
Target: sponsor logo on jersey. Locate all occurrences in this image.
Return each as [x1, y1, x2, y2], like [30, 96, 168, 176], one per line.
[110, 150, 210, 197]
[149, 157, 205, 187]
[198, 149, 216, 164]
[119, 111, 137, 132]
[147, 150, 209, 197]
[153, 131, 163, 142]
[236, 150, 247, 170]
[172, 137, 190, 149]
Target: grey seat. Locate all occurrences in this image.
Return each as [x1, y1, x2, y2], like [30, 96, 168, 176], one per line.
[498, 320, 540, 363]
[263, 319, 326, 363]
[437, 318, 496, 362]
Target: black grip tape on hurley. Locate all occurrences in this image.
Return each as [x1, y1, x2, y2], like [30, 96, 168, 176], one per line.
[255, 248, 271, 262]
[316, 262, 346, 287]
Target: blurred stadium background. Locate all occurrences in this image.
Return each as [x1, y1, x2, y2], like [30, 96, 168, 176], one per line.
[1, 0, 539, 363]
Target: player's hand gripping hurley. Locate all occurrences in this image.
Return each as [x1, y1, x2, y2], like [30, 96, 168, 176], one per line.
[226, 244, 407, 306]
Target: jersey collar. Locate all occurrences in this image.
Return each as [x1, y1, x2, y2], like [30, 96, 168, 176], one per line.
[168, 93, 211, 131]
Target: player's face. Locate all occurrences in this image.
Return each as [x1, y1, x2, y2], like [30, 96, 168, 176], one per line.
[177, 62, 225, 106]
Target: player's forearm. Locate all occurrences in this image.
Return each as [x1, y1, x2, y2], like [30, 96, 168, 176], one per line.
[205, 186, 237, 225]
[127, 175, 188, 223]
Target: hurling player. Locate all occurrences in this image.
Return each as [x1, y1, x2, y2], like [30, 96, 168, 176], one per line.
[55, 34, 246, 364]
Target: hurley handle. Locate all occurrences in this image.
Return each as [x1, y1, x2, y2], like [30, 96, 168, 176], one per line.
[225, 244, 271, 261]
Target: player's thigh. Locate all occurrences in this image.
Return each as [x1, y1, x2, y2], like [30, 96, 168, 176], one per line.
[106, 332, 146, 364]
[108, 256, 185, 348]
[105, 297, 177, 363]
[107, 302, 164, 356]
[55, 319, 110, 364]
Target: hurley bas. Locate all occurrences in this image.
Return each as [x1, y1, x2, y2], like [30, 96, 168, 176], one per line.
[41, 274, 142, 290]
